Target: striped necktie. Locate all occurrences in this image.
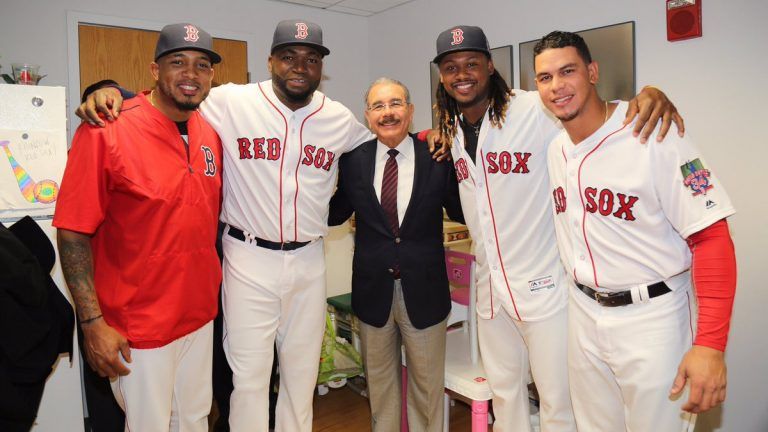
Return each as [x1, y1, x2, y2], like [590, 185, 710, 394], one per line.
[381, 149, 399, 236]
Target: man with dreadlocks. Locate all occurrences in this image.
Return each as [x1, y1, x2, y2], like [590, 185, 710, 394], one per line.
[433, 25, 684, 432]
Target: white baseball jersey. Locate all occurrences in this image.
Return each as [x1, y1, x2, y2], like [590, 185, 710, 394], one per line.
[547, 101, 735, 291]
[450, 89, 567, 321]
[200, 80, 372, 243]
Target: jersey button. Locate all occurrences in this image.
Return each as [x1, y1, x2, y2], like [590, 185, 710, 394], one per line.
[492, 264, 498, 271]
[579, 254, 586, 261]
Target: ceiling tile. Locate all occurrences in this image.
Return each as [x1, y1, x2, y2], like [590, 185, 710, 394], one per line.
[337, 0, 413, 13]
[326, 5, 375, 16]
[268, 0, 413, 16]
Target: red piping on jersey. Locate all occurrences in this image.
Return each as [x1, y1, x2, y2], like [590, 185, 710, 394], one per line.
[575, 124, 628, 288]
[686, 291, 694, 342]
[488, 277, 494, 319]
[293, 95, 326, 241]
[479, 149, 521, 320]
[259, 82, 289, 243]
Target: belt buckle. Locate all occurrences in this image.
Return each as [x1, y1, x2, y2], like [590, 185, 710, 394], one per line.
[594, 290, 622, 306]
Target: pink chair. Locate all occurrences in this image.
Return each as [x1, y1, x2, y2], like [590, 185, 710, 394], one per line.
[402, 250, 493, 431]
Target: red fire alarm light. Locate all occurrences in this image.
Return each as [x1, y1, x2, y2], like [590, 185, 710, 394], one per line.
[667, 0, 702, 41]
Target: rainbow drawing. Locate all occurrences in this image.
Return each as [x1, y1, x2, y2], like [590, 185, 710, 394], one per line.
[0, 139, 59, 204]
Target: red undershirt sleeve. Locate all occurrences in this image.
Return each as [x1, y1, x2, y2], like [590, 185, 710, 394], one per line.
[416, 129, 430, 142]
[687, 219, 737, 351]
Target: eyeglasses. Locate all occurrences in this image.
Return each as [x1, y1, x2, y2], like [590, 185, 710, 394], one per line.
[367, 99, 408, 112]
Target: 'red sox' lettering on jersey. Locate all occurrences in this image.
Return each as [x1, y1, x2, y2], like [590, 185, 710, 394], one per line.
[237, 137, 281, 160]
[301, 144, 335, 171]
[583, 188, 639, 221]
[553, 186, 566, 214]
[454, 157, 470, 182]
[485, 151, 532, 174]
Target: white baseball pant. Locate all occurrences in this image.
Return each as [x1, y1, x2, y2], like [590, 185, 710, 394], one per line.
[222, 234, 326, 431]
[478, 307, 575, 432]
[111, 321, 213, 432]
[568, 283, 696, 431]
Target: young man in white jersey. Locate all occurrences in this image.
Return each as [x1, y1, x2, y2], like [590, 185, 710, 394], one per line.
[535, 30, 736, 431]
[433, 25, 684, 432]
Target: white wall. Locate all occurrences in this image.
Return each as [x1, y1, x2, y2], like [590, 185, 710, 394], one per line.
[368, 1, 768, 431]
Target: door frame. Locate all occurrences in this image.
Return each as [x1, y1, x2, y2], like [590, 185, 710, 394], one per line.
[65, 12, 252, 141]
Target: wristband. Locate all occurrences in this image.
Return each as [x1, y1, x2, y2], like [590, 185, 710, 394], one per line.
[80, 314, 103, 325]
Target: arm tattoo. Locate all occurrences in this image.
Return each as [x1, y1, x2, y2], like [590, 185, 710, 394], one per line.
[59, 233, 102, 321]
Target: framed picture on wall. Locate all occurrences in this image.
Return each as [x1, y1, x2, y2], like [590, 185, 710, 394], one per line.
[518, 21, 635, 101]
[429, 45, 514, 129]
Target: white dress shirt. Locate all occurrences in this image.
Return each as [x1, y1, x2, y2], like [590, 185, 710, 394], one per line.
[373, 135, 415, 227]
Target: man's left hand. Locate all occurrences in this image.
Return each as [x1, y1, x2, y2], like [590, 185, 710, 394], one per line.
[670, 345, 727, 413]
[624, 86, 686, 143]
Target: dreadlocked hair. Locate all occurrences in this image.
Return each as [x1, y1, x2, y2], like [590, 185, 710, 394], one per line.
[434, 69, 514, 142]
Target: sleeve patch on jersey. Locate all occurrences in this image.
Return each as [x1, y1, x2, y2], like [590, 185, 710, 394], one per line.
[680, 158, 714, 196]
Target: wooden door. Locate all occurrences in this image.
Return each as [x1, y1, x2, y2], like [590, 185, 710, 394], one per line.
[78, 24, 248, 97]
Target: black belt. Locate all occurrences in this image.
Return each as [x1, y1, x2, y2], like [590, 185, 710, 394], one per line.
[227, 227, 310, 251]
[576, 281, 671, 307]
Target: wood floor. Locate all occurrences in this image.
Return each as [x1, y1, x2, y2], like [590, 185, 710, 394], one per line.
[312, 382, 474, 431]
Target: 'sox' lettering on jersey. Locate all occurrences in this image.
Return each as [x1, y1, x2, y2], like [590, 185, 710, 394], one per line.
[485, 151, 532, 174]
[553, 186, 566, 214]
[454, 158, 470, 182]
[301, 145, 335, 171]
[295, 22, 309, 40]
[584, 187, 638, 221]
[236, 137, 281, 161]
[200, 145, 217, 176]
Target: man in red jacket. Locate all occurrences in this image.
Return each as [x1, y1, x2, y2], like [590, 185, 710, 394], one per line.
[54, 23, 223, 432]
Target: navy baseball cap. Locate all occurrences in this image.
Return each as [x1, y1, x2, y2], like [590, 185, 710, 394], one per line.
[155, 23, 222, 64]
[434, 25, 491, 63]
[271, 19, 330, 56]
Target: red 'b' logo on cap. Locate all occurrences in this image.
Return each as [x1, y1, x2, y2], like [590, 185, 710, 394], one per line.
[184, 25, 200, 42]
[451, 28, 464, 45]
[295, 23, 309, 40]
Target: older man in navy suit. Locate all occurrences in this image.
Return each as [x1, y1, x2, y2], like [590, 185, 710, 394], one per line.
[329, 78, 464, 432]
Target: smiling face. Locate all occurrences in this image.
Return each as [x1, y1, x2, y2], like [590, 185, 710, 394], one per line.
[269, 45, 323, 110]
[364, 82, 414, 148]
[534, 46, 599, 123]
[151, 50, 214, 119]
[438, 50, 494, 113]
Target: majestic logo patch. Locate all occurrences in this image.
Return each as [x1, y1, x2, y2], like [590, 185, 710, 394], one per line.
[451, 28, 464, 45]
[200, 146, 217, 176]
[529, 275, 555, 293]
[705, 199, 717, 209]
[184, 25, 200, 42]
[681, 158, 714, 196]
[295, 23, 309, 40]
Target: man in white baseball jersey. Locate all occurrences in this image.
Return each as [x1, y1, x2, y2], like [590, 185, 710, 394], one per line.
[77, 19, 375, 431]
[433, 25, 683, 431]
[535, 31, 737, 431]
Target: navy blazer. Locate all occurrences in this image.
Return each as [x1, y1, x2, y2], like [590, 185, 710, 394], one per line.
[329, 133, 463, 329]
